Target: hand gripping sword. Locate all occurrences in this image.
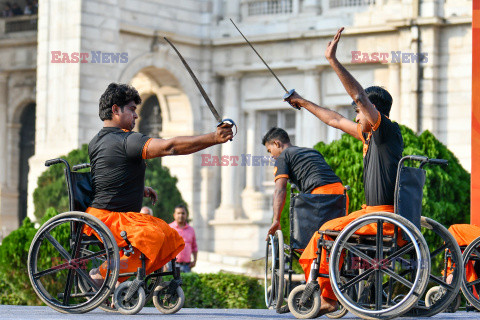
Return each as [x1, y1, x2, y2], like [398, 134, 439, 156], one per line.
[230, 19, 299, 110]
[164, 37, 237, 139]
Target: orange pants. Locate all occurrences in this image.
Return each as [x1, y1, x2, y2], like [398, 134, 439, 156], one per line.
[299, 204, 395, 301]
[448, 224, 480, 296]
[84, 207, 185, 282]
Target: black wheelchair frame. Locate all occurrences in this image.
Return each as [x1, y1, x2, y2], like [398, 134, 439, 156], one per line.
[27, 158, 185, 315]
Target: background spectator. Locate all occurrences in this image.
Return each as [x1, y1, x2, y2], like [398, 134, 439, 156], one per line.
[11, 3, 23, 16]
[2, 3, 12, 17]
[169, 204, 197, 273]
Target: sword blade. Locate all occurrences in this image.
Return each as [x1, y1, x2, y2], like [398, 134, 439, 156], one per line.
[164, 37, 223, 123]
[230, 19, 289, 93]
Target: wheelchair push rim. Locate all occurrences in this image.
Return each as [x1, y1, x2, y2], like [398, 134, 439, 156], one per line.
[27, 212, 120, 313]
[264, 230, 285, 309]
[329, 213, 430, 319]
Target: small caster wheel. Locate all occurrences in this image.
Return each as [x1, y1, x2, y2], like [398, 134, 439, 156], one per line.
[425, 286, 445, 307]
[153, 281, 185, 314]
[113, 281, 146, 315]
[287, 284, 321, 319]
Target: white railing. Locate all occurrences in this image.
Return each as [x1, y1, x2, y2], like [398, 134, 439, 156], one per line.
[242, 0, 297, 17]
[0, 15, 37, 35]
[329, 0, 375, 9]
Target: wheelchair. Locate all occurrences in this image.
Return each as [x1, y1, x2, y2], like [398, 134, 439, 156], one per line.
[27, 158, 185, 315]
[267, 155, 463, 319]
[265, 182, 349, 317]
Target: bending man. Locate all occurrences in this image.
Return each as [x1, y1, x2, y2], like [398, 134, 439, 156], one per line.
[262, 127, 345, 239]
[285, 27, 403, 315]
[86, 83, 233, 283]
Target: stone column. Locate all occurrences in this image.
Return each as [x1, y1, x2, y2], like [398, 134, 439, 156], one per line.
[214, 74, 242, 221]
[301, 69, 326, 147]
[388, 63, 402, 122]
[0, 73, 8, 189]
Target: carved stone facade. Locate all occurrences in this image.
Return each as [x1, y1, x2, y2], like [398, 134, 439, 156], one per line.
[0, 0, 472, 271]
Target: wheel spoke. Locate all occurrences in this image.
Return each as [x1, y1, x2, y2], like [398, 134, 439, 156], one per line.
[382, 267, 414, 288]
[466, 278, 480, 288]
[343, 243, 375, 266]
[430, 244, 448, 259]
[62, 269, 74, 305]
[45, 232, 72, 261]
[429, 274, 455, 291]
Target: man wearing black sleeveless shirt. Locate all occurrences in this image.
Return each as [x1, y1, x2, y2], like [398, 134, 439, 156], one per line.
[285, 27, 403, 315]
[86, 83, 233, 285]
[262, 127, 343, 240]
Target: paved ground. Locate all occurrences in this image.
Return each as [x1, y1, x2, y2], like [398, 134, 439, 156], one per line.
[0, 306, 478, 320]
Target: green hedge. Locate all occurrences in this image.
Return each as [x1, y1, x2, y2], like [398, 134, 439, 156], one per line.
[181, 272, 264, 309]
[0, 208, 62, 305]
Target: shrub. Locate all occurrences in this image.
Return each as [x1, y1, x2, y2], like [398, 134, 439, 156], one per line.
[0, 208, 62, 305]
[181, 272, 264, 309]
[33, 144, 185, 222]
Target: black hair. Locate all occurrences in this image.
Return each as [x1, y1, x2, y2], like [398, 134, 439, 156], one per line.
[262, 127, 291, 145]
[174, 204, 189, 216]
[352, 86, 393, 117]
[98, 83, 141, 121]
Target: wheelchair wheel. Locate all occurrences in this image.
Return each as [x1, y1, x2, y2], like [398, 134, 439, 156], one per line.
[27, 212, 119, 314]
[113, 281, 146, 315]
[461, 236, 480, 310]
[287, 284, 321, 319]
[404, 217, 463, 317]
[152, 281, 185, 314]
[329, 212, 430, 320]
[264, 230, 285, 309]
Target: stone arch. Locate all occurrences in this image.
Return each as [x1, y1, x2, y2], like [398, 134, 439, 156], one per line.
[118, 50, 205, 134]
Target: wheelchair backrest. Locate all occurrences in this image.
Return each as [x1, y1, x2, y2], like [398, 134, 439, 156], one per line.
[289, 192, 347, 250]
[66, 170, 93, 212]
[394, 158, 427, 230]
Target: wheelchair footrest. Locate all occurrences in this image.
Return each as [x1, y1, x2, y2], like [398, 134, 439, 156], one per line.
[300, 281, 319, 306]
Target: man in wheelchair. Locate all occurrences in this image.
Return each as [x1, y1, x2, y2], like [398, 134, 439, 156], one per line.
[262, 127, 344, 241]
[86, 83, 233, 286]
[285, 27, 403, 316]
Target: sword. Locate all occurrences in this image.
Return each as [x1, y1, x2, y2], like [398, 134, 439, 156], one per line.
[164, 37, 237, 138]
[230, 19, 299, 110]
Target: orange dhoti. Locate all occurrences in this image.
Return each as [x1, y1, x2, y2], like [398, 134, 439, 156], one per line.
[84, 207, 185, 281]
[448, 224, 480, 295]
[299, 204, 395, 301]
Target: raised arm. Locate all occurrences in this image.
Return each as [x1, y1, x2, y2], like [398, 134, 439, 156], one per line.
[145, 124, 233, 158]
[286, 92, 359, 139]
[325, 27, 379, 127]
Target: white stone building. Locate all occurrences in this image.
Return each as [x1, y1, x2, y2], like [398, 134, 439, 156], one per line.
[0, 0, 472, 271]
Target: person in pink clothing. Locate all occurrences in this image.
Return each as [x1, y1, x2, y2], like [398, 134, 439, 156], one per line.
[169, 204, 198, 273]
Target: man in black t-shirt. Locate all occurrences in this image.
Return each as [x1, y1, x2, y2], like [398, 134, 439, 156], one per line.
[286, 27, 403, 315]
[262, 127, 343, 240]
[86, 83, 233, 285]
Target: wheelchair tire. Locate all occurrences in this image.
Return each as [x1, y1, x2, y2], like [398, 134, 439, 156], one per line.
[461, 236, 480, 311]
[264, 230, 285, 309]
[404, 217, 463, 317]
[113, 281, 146, 315]
[287, 284, 321, 319]
[152, 282, 185, 314]
[329, 212, 430, 320]
[27, 211, 119, 314]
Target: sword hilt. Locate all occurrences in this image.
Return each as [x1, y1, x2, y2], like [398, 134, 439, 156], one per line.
[283, 89, 300, 110]
[217, 118, 237, 142]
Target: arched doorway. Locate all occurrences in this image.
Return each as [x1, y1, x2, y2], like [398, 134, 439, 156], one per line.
[18, 103, 36, 224]
[138, 95, 162, 137]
